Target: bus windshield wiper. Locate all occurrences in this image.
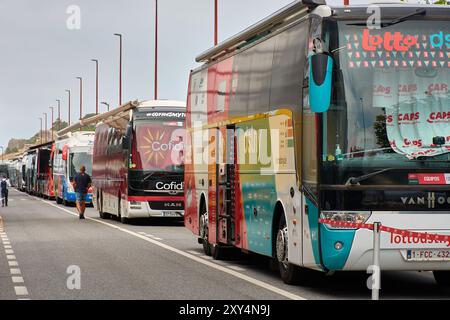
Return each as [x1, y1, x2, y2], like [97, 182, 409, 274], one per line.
[142, 172, 156, 182]
[381, 8, 426, 28]
[346, 168, 395, 185]
[347, 9, 426, 27]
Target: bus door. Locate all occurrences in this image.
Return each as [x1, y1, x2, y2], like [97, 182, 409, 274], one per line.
[216, 125, 237, 245]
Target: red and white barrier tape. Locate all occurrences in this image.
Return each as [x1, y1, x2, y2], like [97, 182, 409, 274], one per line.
[318, 218, 450, 243]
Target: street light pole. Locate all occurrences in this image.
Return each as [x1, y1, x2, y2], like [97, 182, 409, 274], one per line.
[49, 107, 54, 140]
[114, 33, 123, 106]
[91, 59, 99, 115]
[76, 77, 83, 121]
[43, 112, 48, 142]
[214, 0, 218, 45]
[65, 90, 71, 125]
[38, 117, 43, 144]
[154, 0, 158, 100]
[101, 102, 110, 112]
[56, 99, 61, 130]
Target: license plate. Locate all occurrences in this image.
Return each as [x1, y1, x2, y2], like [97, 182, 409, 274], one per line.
[406, 249, 450, 261]
[163, 212, 180, 217]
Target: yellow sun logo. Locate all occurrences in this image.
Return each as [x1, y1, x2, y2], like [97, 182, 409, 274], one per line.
[140, 129, 166, 164]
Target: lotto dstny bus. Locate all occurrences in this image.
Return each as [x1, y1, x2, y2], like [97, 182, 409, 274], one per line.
[53, 132, 94, 206]
[184, 0, 450, 285]
[92, 100, 186, 223]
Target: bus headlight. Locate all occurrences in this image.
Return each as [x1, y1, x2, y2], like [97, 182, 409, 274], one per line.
[320, 211, 372, 229]
[130, 201, 142, 210]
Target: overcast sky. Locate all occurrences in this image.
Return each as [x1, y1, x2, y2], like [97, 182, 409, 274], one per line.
[0, 0, 421, 150]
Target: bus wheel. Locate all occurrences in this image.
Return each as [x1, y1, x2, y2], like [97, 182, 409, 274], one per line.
[276, 214, 302, 285]
[210, 244, 224, 260]
[433, 271, 450, 286]
[99, 194, 108, 219]
[56, 197, 62, 204]
[200, 201, 211, 256]
[118, 197, 128, 224]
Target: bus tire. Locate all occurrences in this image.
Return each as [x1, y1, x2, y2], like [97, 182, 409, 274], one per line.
[199, 199, 211, 256]
[118, 196, 128, 224]
[276, 213, 302, 285]
[99, 194, 108, 219]
[56, 197, 62, 204]
[433, 271, 450, 286]
[210, 244, 224, 260]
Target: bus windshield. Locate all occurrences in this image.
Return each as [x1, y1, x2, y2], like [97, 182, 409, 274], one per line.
[69, 152, 93, 177]
[131, 119, 185, 173]
[322, 20, 450, 185]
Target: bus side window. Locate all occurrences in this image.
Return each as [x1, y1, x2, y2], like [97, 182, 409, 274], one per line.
[270, 20, 309, 111]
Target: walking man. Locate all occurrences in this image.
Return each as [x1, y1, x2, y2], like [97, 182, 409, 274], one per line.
[1, 176, 10, 207]
[72, 166, 91, 219]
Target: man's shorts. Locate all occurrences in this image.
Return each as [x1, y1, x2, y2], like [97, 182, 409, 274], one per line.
[76, 192, 87, 202]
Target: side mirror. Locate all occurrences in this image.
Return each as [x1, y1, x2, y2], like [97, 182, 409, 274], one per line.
[309, 53, 333, 113]
[122, 136, 130, 150]
[122, 125, 132, 150]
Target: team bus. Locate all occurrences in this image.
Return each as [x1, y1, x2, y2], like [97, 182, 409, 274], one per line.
[92, 100, 186, 223]
[53, 132, 94, 206]
[0, 163, 8, 179]
[24, 149, 37, 194]
[184, 0, 450, 285]
[35, 142, 53, 198]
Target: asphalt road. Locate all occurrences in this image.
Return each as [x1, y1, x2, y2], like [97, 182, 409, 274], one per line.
[0, 189, 449, 300]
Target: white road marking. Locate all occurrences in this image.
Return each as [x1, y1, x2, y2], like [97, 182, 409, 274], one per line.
[7, 255, 16, 260]
[41, 199, 306, 300]
[186, 250, 201, 255]
[5, 249, 14, 254]
[20, 199, 27, 201]
[12, 276, 24, 283]
[200, 255, 213, 260]
[10, 268, 21, 275]
[227, 265, 247, 272]
[3, 241, 11, 245]
[14, 286, 29, 296]
[147, 234, 163, 241]
[8, 261, 18, 267]
[4, 245, 12, 249]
